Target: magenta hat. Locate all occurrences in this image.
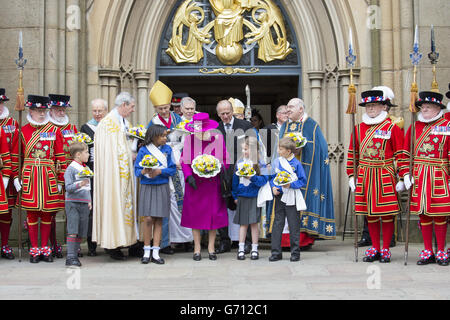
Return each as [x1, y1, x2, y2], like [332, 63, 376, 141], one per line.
[185, 112, 219, 133]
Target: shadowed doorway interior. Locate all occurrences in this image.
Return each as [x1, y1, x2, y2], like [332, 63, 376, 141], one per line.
[160, 75, 299, 125]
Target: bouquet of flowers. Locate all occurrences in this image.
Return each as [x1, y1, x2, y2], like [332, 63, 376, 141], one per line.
[286, 132, 307, 149]
[192, 154, 221, 178]
[175, 119, 192, 134]
[236, 163, 256, 177]
[139, 154, 159, 169]
[273, 171, 295, 187]
[77, 167, 94, 179]
[72, 132, 93, 145]
[128, 125, 147, 140]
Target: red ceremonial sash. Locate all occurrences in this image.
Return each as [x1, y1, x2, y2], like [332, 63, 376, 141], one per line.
[158, 114, 172, 129]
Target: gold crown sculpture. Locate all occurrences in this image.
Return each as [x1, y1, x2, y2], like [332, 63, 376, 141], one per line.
[149, 80, 173, 107]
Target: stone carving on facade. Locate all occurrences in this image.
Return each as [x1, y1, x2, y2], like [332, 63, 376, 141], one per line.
[166, 0, 293, 65]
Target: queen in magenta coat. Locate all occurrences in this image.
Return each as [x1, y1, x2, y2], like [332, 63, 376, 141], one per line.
[180, 113, 229, 260]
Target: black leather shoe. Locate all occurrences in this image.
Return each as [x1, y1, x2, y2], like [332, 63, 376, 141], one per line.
[193, 253, 202, 261]
[417, 254, 436, 265]
[250, 251, 259, 260]
[208, 252, 217, 261]
[437, 259, 449, 266]
[1, 252, 15, 260]
[300, 244, 312, 252]
[110, 249, 126, 261]
[151, 257, 165, 265]
[87, 250, 97, 257]
[379, 257, 391, 263]
[42, 255, 54, 263]
[160, 247, 175, 255]
[358, 238, 372, 247]
[30, 256, 40, 264]
[65, 258, 82, 267]
[141, 257, 150, 264]
[363, 252, 380, 262]
[269, 254, 282, 262]
[290, 255, 300, 262]
[237, 251, 245, 260]
[215, 241, 231, 254]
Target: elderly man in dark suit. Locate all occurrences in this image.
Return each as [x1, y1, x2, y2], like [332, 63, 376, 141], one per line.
[215, 100, 253, 253]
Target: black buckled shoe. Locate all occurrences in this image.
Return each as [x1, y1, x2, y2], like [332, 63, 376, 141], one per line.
[42, 255, 54, 263]
[379, 249, 391, 263]
[436, 251, 449, 266]
[1, 246, 15, 260]
[29, 248, 40, 263]
[141, 256, 150, 264]
[269, 253, 282, 262]
[237, 251, 245, 260]
[362, 248, 380, 262]
[290, 254, 300, 262]
[250, 251, 259, 261]
[417, 250, 436, 265]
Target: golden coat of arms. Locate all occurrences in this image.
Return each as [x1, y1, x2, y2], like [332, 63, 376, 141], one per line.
[166, 0, 293, 65]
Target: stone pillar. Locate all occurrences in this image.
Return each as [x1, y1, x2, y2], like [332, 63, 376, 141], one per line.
[66, 0, 81, 126]
[99, 68, 121, 110]
[135, 71, 151, 125]
[307, 71, 324, 128]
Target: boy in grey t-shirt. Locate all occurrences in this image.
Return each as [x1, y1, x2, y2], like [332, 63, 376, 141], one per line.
[64, 142, 92, 267]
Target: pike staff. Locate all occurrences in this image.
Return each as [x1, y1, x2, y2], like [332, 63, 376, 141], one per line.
[345, 28, 359, 262]
[404, 25, 422, 266]
[14, 31, 27, 262]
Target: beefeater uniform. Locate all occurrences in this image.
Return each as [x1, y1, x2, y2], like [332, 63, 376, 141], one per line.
[48, 94, 77, 258]
[401, 91, 450, 266]
[0, 127, 12, 223]
[347, 89, 405, 263]
[0, 89, 18, 259]
[11, 95, 66, 263]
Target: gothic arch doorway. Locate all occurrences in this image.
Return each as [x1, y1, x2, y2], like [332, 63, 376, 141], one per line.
[156, 0, 302, 125]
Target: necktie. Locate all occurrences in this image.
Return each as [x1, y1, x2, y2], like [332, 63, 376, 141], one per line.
[225, 123, 232, 133]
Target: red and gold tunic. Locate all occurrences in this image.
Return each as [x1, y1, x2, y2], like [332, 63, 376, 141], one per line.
[0, 128, 12, 214]
[53, 123, 78, 165]
[0, 116, 19, 207]
[400, 117, 450, 216]
[11, 122, 67, 213]
[347, 117, 405, 216]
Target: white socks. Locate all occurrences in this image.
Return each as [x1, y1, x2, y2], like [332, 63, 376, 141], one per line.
[238, 243, 245, 252]
[152, 246, 161, 260]
[239, 243, 259, 252]
[252, 244, 259, 252]
[143, 246, 151, 258]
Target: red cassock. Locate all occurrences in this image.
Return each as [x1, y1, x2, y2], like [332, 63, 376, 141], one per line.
[400, 117, 450, 216]
[55, 123, 78, 164]
[347, 117, 405, 216]
[11, 122, 67, 212]
[0, 117, 19, 207]
[0, 128, 12, 215]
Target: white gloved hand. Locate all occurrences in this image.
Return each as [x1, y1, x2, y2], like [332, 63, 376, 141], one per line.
[349, 177, 356, 192]
[13, 178, 22, 192]
[2, 177, 9, 190]
[58, 184, 63, 193]
[131, 138, 139, 153]
[395, 181, 405, 192]
[404, 174, 414, 190]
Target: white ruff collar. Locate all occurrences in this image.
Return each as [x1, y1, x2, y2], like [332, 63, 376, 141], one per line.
[27, 112, 50, 126]
[0, 107, 9, 120]
[362, 111, 388, 125]
[289, 112, 308, 123]
[49, 114, 69, 126]
[418, 110, 444, 123]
